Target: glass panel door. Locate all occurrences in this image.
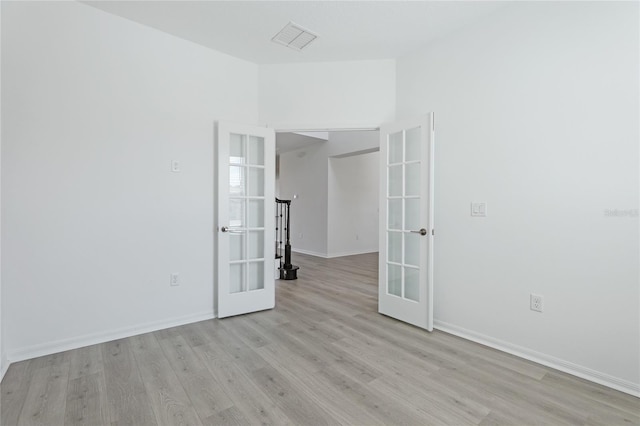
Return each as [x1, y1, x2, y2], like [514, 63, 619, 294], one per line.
[217, 122, 275, 318]
[229, 134, 266, 293]
[379, 114, 435, 331]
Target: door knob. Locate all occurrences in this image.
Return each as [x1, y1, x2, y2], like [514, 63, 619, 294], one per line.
[220, 226, 244, 234]
[410, 228, 428, 236]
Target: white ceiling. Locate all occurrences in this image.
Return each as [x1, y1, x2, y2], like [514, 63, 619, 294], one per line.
[86, 1, 508, 64]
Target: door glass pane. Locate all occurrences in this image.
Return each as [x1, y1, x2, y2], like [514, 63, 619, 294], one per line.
[230, 263, 244, 294]
[230, 234, 244, 261]
[248, 262, 264, 290]
[229, 199, 245, 228]
[248, 136, 265, 166]
[389, 131, 403, 164]
[248, 231, 264, 259]
[230, 166, 245, 196]
[405, 163, 420, 197]
[388, 264, 402, 297]
[248, 168, 265, 196]
[388, 199, 402, 230]
[405, 127, 421, 161]
[388, 165, 402, 197]
[404, 267, 419, 302]
[405, 199, 420, 231]
[248, 199, 265, 227]
[388, 231, 402, 263]
[230, 133, 246, 164]
[404, 232, 420, 267]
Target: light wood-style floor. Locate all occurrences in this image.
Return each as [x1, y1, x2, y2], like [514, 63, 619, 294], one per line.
[2, 253, 639, 425]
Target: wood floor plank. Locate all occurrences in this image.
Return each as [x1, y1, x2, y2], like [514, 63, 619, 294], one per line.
[193, 343, 295, 425]
[316, 366, 436, 425]
[1, 360, 33, 426]
[201, 322, 269, 374]
[248, 365, 334, 425]
[68, 344, 104, 381]
[255, 342, 387, 426]
[27, 351, 70, 371]
[101, 339, 157, 426]
[201, 406, 250, 426]
[371, 372, 490, 425]
[540, 370, 640, 417]
[429, 363, 585, 425]
[156, 334, 234, 419]
[17, 362, 69, 426]
[129, 333, 202, 426]
[217, 315, 270, 349]
[277, 320, 383, 385]
[64, 372, 109, 426]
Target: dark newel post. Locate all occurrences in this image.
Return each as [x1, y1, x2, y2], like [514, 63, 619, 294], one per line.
[275, 198, 299, 280]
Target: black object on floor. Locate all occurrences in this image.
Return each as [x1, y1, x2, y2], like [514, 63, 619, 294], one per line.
[276, 198, 300, 280]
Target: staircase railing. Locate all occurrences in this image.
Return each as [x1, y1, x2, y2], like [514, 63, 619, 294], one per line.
[275, 198, 299, 280]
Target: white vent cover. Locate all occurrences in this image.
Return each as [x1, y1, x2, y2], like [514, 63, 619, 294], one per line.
[271, 21, 318, 51]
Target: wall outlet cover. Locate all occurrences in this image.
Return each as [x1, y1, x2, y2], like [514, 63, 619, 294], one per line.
[471, 202, 487, 217]
[530, 293, 543, 312]
[170, 273, 180, 286]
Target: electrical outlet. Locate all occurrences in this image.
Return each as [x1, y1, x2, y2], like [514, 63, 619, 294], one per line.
[170, 273, 180, 286]
[530, 293, 543, 312]
[171, 160, 181, 173]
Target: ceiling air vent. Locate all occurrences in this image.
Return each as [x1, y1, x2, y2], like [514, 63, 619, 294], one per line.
[271, 21, 318, 51]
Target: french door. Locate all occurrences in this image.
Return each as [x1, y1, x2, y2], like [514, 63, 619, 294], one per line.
[378, 114, 435, 330]
[216, 122, 275, 318]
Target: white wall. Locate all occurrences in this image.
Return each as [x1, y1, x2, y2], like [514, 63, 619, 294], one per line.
[328, 151, 379, 257]
[1, 1, 258, 360]
[0, 0, 5, 381]
[397, 2, 639, 392]
[277, 140, 329, 257]
[327, 130, 379, 158]
[259, 60, 395, 130]
[277, 131, 380, 258]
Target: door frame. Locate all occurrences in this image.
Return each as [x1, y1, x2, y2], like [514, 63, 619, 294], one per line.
[214, 120, 433, 321]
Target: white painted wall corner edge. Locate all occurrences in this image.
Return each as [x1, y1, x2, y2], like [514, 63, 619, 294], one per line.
[6, 311, 215, 366]
[434, 320, 640, 398]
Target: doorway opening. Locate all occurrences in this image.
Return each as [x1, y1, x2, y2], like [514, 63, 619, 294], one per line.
[275, 130, 380, 263]
[216, 116, 434, 330]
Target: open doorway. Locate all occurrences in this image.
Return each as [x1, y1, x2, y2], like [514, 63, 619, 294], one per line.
[215, 117, 434, 330]
[274, 130, 380, 272]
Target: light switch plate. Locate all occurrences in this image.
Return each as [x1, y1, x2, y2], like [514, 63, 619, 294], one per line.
[471, 202, 487, 217]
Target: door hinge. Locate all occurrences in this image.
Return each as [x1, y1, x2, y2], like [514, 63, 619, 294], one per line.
[432, 229, 435, 236]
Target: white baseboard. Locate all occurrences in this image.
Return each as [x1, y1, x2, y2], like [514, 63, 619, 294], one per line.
[8, 311, 215, 364]
[291, 248, 329, 258]
[292, 248, 378, 259]
[1, 352, 9, 382]
[327, 249, 378, 258]
[434, 320, 640, 398]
